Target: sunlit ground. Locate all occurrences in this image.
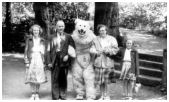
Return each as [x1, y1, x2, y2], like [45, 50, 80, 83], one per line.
[120, 28, 167, 56]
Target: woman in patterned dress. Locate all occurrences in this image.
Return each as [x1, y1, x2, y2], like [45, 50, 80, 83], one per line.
[24, 24, 47, 100]
[90, 24, 118, 100]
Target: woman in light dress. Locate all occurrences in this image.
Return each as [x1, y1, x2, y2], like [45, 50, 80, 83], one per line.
[24, 24, 47, 100]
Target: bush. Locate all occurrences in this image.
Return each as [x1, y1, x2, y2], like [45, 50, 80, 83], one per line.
[148, 21, 167, 38]
[2, 19, 35, 53]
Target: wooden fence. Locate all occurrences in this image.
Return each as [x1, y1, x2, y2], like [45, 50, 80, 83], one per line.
[114, 52, 164, 86]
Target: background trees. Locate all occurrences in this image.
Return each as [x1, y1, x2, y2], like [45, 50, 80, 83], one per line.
[2, 2, 167, 53]
[2, 2, 92, 52]
[95, 2, 123, 46]
[119, 2, 167, 37]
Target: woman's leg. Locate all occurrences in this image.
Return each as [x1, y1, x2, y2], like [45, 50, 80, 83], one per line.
[99, 84, 104, 100]
[102, 83, 105, 97]
[128, 80, 135, 98]
[104, 83, 111, 100]
[30, 84, 34, 94]
[30, 83, 36, 100]
[123, 80, 128, 97]
[100, 84, 103, 96]
[36, 84, 40, 94]
[35, 84, 40, 100]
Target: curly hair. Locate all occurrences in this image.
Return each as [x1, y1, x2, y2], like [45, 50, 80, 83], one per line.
[97, 24, 108, 34]
[29, 24, 43, 35]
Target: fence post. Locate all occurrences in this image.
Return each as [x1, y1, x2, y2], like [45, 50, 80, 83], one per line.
[161, 48, 167, 92]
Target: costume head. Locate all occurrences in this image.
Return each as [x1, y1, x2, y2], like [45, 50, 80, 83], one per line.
[74, 19, 91, 37]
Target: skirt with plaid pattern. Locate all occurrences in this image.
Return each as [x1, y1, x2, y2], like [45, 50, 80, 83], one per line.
[94, 67, 114, 85]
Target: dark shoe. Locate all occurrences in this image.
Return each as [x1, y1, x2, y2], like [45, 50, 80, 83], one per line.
[59, 96, 66, 100]
[52, 97, 59, 100]
[59, 98, 66, 100]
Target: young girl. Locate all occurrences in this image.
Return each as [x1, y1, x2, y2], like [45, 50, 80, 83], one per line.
[24, 24, 47, 100]
[117, 39, 140, 100]
[90, 24, 118, 100]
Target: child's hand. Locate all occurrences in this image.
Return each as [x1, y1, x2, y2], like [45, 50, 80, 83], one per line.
[25, 63, 29, 68]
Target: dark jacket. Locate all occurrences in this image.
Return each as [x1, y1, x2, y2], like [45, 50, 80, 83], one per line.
[116, 47, 140, 80]
[46, 32, 75, 67]
[24, 37, 45, 64]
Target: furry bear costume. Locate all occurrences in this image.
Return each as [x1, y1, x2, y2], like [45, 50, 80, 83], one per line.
[69, 19, 96, 100]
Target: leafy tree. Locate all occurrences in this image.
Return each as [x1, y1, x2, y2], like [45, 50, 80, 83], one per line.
[119, 2, 167, 30]
[33, 2, 91, 39]
[95, 2, 123, 46]
[5, 2, 11, 35]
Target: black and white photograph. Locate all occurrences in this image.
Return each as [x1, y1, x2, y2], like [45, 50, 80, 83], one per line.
[1, 1, 167, 100]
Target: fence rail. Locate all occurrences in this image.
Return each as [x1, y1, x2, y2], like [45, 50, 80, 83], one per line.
[114, 52, 164, 86]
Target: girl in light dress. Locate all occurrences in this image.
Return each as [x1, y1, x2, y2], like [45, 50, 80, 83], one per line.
[24, 24, 47, 100]
[117, 39, 140, 100]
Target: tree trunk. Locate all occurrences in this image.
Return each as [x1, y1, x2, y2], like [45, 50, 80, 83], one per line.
[5, 2, 11, 35]
[94, 2, 124, 46]
[33, 2, 55, 39]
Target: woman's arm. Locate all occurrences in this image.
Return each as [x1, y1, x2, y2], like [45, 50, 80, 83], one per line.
[40, 39, 46, 64]
[24, 38, 29, 64]
[108, 37, 119, 56]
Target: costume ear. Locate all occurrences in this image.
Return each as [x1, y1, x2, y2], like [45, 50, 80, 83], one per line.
[75, 19, 82, 25]
[68, 45, 76, 58]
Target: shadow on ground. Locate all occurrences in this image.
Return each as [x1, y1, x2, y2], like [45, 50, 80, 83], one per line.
[2, 53, 166, 100]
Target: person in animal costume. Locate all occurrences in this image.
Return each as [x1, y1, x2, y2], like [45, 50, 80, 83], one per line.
[68, 19, 96, 100]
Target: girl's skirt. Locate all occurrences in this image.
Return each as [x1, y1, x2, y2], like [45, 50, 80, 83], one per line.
[25, 52, 47, 84]
[94, 67, 115, 85]
[119, 61, 136, 81]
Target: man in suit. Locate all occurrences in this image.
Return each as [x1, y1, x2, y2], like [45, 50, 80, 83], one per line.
[46, 20, 75, 100]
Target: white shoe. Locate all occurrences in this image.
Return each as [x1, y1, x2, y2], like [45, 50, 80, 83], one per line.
[30, 94, 35, 100]
[127, 97, 133, 100]
[35, 94, 40, 100]
[98, 96, 104, 100]
[104, 96, 110, 100]
[76, 95, 84, 100]
[135, 83, 141, 93]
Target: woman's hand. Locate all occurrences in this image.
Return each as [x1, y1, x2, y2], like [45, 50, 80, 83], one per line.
[103, 48, 109, 55]
[96, 51, 102, 56]
[63, 55, 69, 62]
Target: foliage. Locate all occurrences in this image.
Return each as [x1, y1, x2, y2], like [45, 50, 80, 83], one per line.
[37, 2, 93, 34]
[2, 18, 35, 53]
[119, 2, 167, 37]
[2, 2, 94, 52]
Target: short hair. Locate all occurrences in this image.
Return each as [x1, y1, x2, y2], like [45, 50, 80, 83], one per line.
[54, 20, 65, 33]
[123, 38, 134, 48]
[97, 24, 108, 34]
[29, 24, 43, 35]
[56, 20, 65, 26]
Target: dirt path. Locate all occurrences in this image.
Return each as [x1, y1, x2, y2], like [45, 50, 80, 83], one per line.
[2, 53, 166, 100]
[120, 28, 167, 56]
